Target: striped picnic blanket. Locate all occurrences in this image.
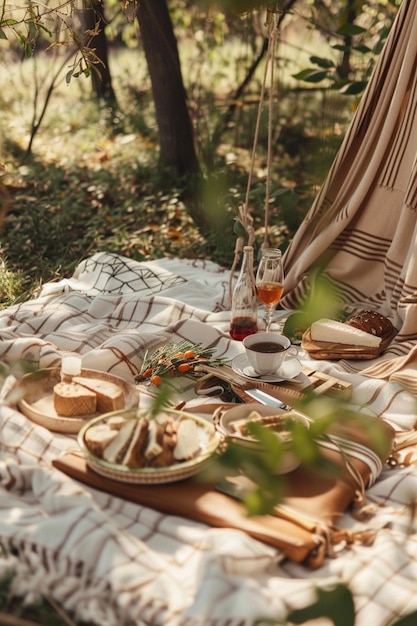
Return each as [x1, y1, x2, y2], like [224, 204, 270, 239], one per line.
[1, 252, 417, 626]
[282, 0, 417, 363]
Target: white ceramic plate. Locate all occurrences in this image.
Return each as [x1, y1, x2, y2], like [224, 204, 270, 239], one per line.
[213, 403, 310, 474]
[78, 408, 220, 484]
[231, 353, 302, 383]
[16, 368, 140, 434]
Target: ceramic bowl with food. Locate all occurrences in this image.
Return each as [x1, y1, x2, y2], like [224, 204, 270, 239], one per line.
[213, 403, 310, 474]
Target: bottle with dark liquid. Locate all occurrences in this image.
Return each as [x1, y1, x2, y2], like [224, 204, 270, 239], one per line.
[230, 245, 258, 341]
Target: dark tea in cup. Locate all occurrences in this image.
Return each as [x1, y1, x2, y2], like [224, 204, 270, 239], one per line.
[247, 341, 285, 353]
[243, 332, 297, 375]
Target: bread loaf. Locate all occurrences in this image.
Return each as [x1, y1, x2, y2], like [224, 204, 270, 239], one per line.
[53, 382, 97, 416]
[107, 415, 128, 430]
[84, 423, 119, 456]
[174, 419, 201, 461]
[122, 418, 149, 467]
[150, 420, 178, 467]
[345, 310, 393, 338]
[73, 377, 124, 412]
[144, 420, 164, 462]
[102, 419, 138, 464]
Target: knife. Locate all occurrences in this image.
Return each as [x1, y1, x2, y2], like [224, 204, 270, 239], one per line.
[243, 387, 292, 410]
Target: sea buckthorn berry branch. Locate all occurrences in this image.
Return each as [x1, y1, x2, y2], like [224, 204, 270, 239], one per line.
[135, 340, 229, 386]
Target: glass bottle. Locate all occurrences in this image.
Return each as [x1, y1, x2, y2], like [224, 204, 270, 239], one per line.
[230, 245, 259, 341]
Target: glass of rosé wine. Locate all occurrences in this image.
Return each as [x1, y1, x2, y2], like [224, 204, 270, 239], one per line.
[256, 248, 284, 332]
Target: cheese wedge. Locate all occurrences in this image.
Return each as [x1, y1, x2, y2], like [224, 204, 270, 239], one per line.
[53, 382, 97, 416]
[73, 377, 124, 412]
[310, 318, 382, 347]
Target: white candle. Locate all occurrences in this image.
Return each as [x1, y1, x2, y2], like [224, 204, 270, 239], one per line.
[61, 354, 82, 377]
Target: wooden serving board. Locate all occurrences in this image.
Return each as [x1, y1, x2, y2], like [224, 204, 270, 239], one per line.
[297, 368, 352, 398]
[301, 328, 396, 361]
[194, 364, 353, 403]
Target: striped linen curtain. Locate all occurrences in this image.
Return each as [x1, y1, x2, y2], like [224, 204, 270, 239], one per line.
[282, 0, 417, 358]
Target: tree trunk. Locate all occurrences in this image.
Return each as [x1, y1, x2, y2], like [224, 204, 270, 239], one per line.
[77, 0, 117, 105]
[137, 0, 199, 178]
[337, 0, 357, 80]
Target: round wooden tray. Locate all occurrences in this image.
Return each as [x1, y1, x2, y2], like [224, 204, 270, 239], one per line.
[16, 368, 139, 434]
[301, 328, 396, 361]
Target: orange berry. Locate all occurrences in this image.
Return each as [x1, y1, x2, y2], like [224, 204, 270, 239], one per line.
[150, 374, 162, 386]
[177, 363, 191, 374]
[143, 368, 153, 378]
[184, 350, 195, 359]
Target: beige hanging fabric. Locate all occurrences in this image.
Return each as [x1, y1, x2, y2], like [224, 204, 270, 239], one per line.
[281, 0, 417, 360]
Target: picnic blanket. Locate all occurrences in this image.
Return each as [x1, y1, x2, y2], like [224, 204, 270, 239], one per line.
[282, 0, 417, 358]
[2, 251, 417, 626]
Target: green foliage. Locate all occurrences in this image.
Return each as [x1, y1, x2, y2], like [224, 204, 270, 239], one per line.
[292, 2, 398, 97]
[391, 613, 417, 626]
[0, 567, 89, 625]
[0, 257, 26, 308]
[147, 379, 175, 417]
[287, 583, 356, 626]
[197, 0, 283, 14]
[283, 273, 347, 343]
[213, 389, 393, 520]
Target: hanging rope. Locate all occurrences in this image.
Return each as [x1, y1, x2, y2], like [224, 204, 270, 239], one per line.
[229, 5, 282, 300]
[264, 6, 281, 248]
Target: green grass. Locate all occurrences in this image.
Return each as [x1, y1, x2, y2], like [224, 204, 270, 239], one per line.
[0, 38, 348, 309]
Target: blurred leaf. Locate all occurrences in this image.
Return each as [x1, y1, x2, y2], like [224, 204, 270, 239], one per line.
[354, 44, 372, 54]
[339, 81, 368, 95]
[391, 612, 417, 626]
[293, 69, 329, 83]
[332, 43, 350, 52]
[197, 0, 283, 14]
[24, 42, 33, 58]
[148, 380, 174, 418]
[28, 20, 37, 42]
[287, 583, 355, 626]
[233, 219, 247, 238]
[337, 23, 366, 36]
[309, 55, 335, 69]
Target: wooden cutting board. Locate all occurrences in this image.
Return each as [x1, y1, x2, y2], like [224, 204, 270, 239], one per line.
[301, 328, 396, 361]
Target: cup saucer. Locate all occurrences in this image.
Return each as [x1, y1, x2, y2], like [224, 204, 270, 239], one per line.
[231, 353, 302, 383]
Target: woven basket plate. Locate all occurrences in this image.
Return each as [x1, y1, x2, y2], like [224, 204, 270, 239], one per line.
[78, 408, 220, 484]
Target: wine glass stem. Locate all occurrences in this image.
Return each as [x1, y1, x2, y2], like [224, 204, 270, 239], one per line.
[264, 306, 273, 332]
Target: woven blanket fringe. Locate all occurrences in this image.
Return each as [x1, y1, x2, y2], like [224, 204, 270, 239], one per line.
[2, 538, 135, 626]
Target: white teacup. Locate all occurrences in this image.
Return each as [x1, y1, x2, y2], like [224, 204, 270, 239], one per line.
[243, 332, 297, 376]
